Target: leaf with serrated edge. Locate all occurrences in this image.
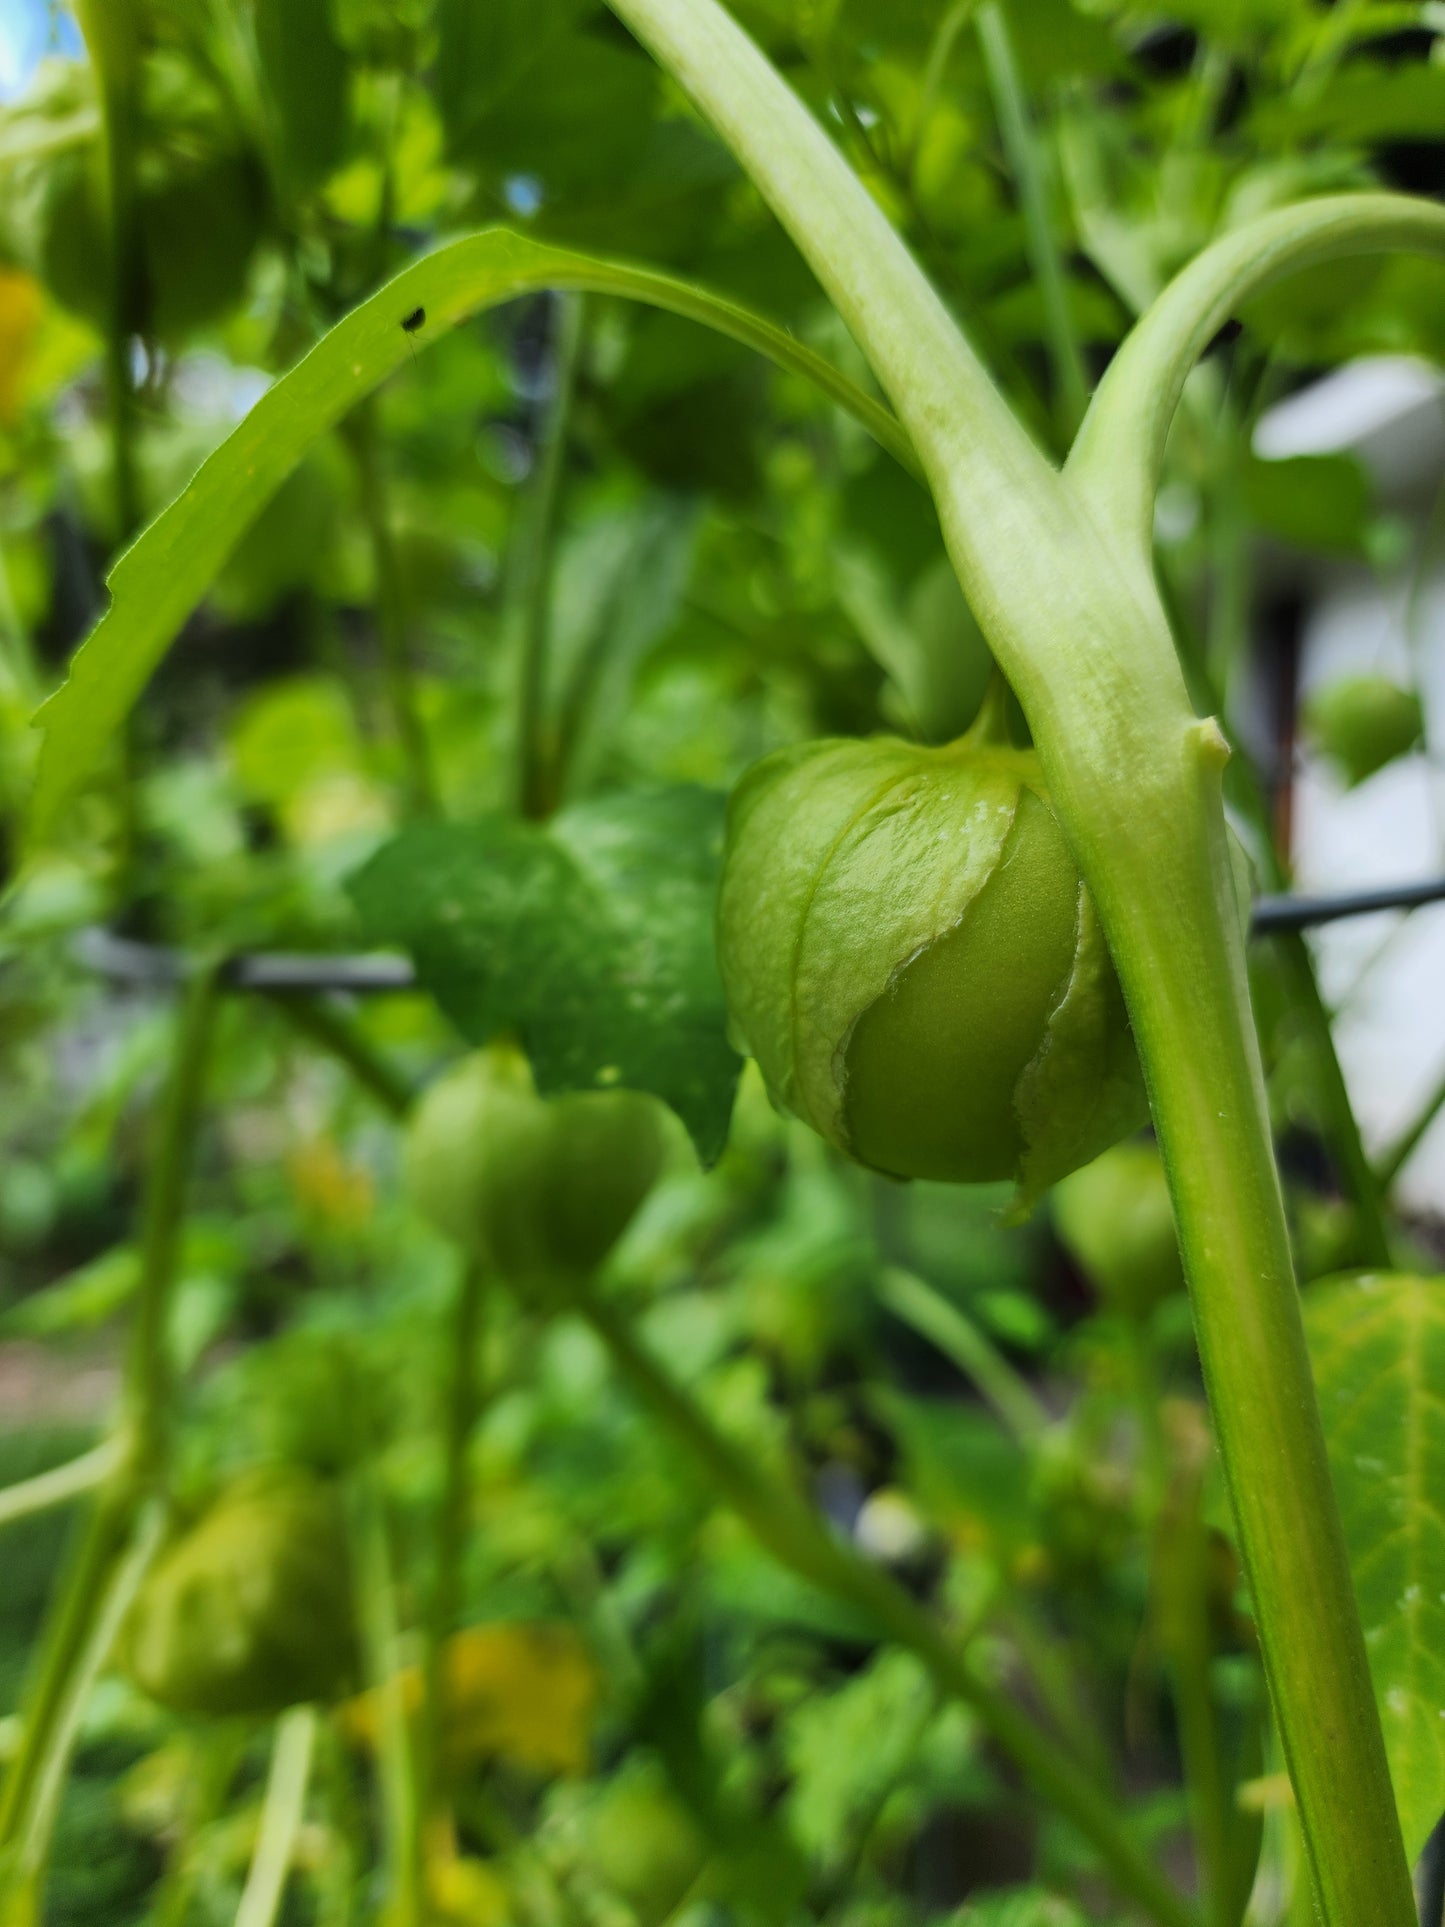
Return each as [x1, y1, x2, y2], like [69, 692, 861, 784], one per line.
[1304, 1270, 1445, 1861]
[347, 787, 740, 1162]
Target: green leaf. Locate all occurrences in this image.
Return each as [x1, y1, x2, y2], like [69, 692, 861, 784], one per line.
[1240, 451, 1374, 557]
[1303, 1271, 1445, 1861]
[254, 0, 350, 192]
[433, 0, 594, 143]
[347, 787, 741, 1161]
[1252, 63, 1445, 146]
[27, 227, 916, 848]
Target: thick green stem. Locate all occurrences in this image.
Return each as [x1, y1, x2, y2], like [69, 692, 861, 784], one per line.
[598, 8, 1418, 1920]
[976, 1, 1087, 437]
[571, 1287, 1195, 1927]
[348, 405, 438, 818]
[1097, 743, 1411, 1927]
[1153, 1458, 1237, 1927]
[513, 293, 585, 821]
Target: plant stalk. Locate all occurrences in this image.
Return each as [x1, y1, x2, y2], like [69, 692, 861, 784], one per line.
[597, 6, 1417, 1918]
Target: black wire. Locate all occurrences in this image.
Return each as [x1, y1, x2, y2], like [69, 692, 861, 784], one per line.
[67, 874, 1445, 995]
[1251, 874, 1445, 933]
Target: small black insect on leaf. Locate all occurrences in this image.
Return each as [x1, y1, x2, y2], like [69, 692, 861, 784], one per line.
[401, 306, 426, 333]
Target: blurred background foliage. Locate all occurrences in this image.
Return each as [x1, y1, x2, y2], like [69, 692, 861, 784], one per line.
[0, 0, 1442, 1921]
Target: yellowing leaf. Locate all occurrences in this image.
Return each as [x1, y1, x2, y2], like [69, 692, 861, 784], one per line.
[287, 1138, 375, 1230]
[345, 1622, 599, 1777]
[426, 1854, 511, 1927]
[0, 270, 42, 425]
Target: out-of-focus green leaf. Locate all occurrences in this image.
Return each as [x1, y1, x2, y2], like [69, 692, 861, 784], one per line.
[433, 0, 594, 145]
[1303, 1272, 1445, 1862]
[449, 35, 657, 188]
[254, 0, 349, 192]
[28, 227, 913, 847]
[1253, 62, 1445, 146]
[1240, 451, 1374, 556]
[348, 787, 741, 1160]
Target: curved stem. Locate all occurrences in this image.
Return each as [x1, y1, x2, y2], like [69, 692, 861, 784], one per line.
[1068, 194, 1445, 554]
[570, 1285, 1195, 1927]
[594, 9, 1415, 1920]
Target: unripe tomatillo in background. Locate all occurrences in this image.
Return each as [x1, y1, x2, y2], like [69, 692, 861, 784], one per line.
[404, 1045, 672, 1281]
[717, 717, 1147, 1202]
[1052, 1140, 1183, 1317]
[123, 1467, 356, 1717]
[1302, 674, 1423, 789]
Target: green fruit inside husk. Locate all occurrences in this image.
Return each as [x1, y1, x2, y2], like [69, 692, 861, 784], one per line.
[124, 1468, 356, 1717]
[717, 730, 1148, 1202]
[846, 790, 1080, 1182]
[1303, 675, 1423, 788]
[405, 1046, 672, 1280]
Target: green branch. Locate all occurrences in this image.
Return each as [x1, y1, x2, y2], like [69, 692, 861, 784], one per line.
[1069, 194, 1445, 554]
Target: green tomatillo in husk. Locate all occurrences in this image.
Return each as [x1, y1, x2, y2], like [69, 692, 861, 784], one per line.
[717, 715, 1148, 1203]
[1302, 674, 1424, 789]
[404, 1045, 673, 1282]
[123, 1467, 356, 1718]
